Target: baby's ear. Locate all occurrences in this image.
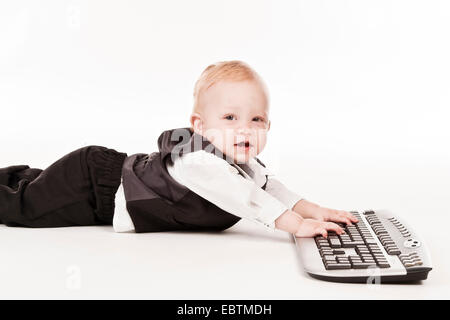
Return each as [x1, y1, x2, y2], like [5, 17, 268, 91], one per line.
[267, 120, 271, 131]
[190, 112, 203, 134]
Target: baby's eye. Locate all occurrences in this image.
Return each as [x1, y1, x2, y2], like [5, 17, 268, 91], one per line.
[253, 117, 264, 122]
[224, 115, 235, 120]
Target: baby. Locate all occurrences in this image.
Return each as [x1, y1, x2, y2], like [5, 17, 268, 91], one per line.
[113, 60, 357, 236]
[183, 60, 358, 237]
[0, 60, 357, 239]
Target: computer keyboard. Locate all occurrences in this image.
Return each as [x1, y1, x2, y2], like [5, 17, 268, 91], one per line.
[293, 209, 432, 283]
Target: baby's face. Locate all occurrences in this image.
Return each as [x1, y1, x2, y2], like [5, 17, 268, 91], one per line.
[192, 79, 270, 164]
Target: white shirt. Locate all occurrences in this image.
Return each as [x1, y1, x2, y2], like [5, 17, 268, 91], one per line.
[113, 150, 304, 233]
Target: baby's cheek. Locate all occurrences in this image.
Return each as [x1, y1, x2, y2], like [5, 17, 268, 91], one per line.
[256, 136, 267, 153]
[213, 135, 230, 154]
[206, 132, 221, 146]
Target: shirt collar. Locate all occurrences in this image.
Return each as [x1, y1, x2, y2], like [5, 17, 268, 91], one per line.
[248, 157, 273, 176]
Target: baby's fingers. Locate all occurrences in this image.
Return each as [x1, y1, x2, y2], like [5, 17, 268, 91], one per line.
[331, 213, 353, 226]
[337, 210, 359, 225]
[342, 210, 359, 223]
[312, 227, 329, 238]
[324, 221, 344, 235]
[319, 229, 328, 238]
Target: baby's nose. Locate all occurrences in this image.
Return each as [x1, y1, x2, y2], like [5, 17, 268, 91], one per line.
[236, 127, 252, 135]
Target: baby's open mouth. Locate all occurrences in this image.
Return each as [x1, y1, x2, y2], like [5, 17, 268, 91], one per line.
[234, 141, 251, 147]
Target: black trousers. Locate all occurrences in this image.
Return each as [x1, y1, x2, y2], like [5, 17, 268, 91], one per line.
[0, 145, 127, 228]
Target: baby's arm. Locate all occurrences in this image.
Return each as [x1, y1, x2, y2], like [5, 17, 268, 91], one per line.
[168, 151, 289, 230]
[265, 176, 358, 226]
[263, 176, 349, 236]
[167, 151, 344, 237]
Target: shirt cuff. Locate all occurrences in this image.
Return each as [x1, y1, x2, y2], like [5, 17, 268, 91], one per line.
[249, 187, 290, 230]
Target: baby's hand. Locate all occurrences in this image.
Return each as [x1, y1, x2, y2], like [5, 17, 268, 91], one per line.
[294, 218, 344, 238]
[310, 206, 358, 226]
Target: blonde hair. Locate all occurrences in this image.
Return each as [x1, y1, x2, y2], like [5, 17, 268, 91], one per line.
[192, 60, 267, 114]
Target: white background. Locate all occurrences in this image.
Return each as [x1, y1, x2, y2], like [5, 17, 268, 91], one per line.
[0, 0, 449, 299]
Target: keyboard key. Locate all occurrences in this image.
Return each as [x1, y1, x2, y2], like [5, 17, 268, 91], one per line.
[329, 237, 341, 248]
[323, 255, 337, 262]
[377, 262, 391, 268]
[388, 248, 401, 255]
[358, 249, 371, 254]
[336, 256, 349, 262]
[320, 249, 334, 256]
[351, 262, 376, 269]
[326, 263, 351, 270]
[363, 259, 376, 264]
[317, 241, 330, 248]
[342, 241, 365, 248]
